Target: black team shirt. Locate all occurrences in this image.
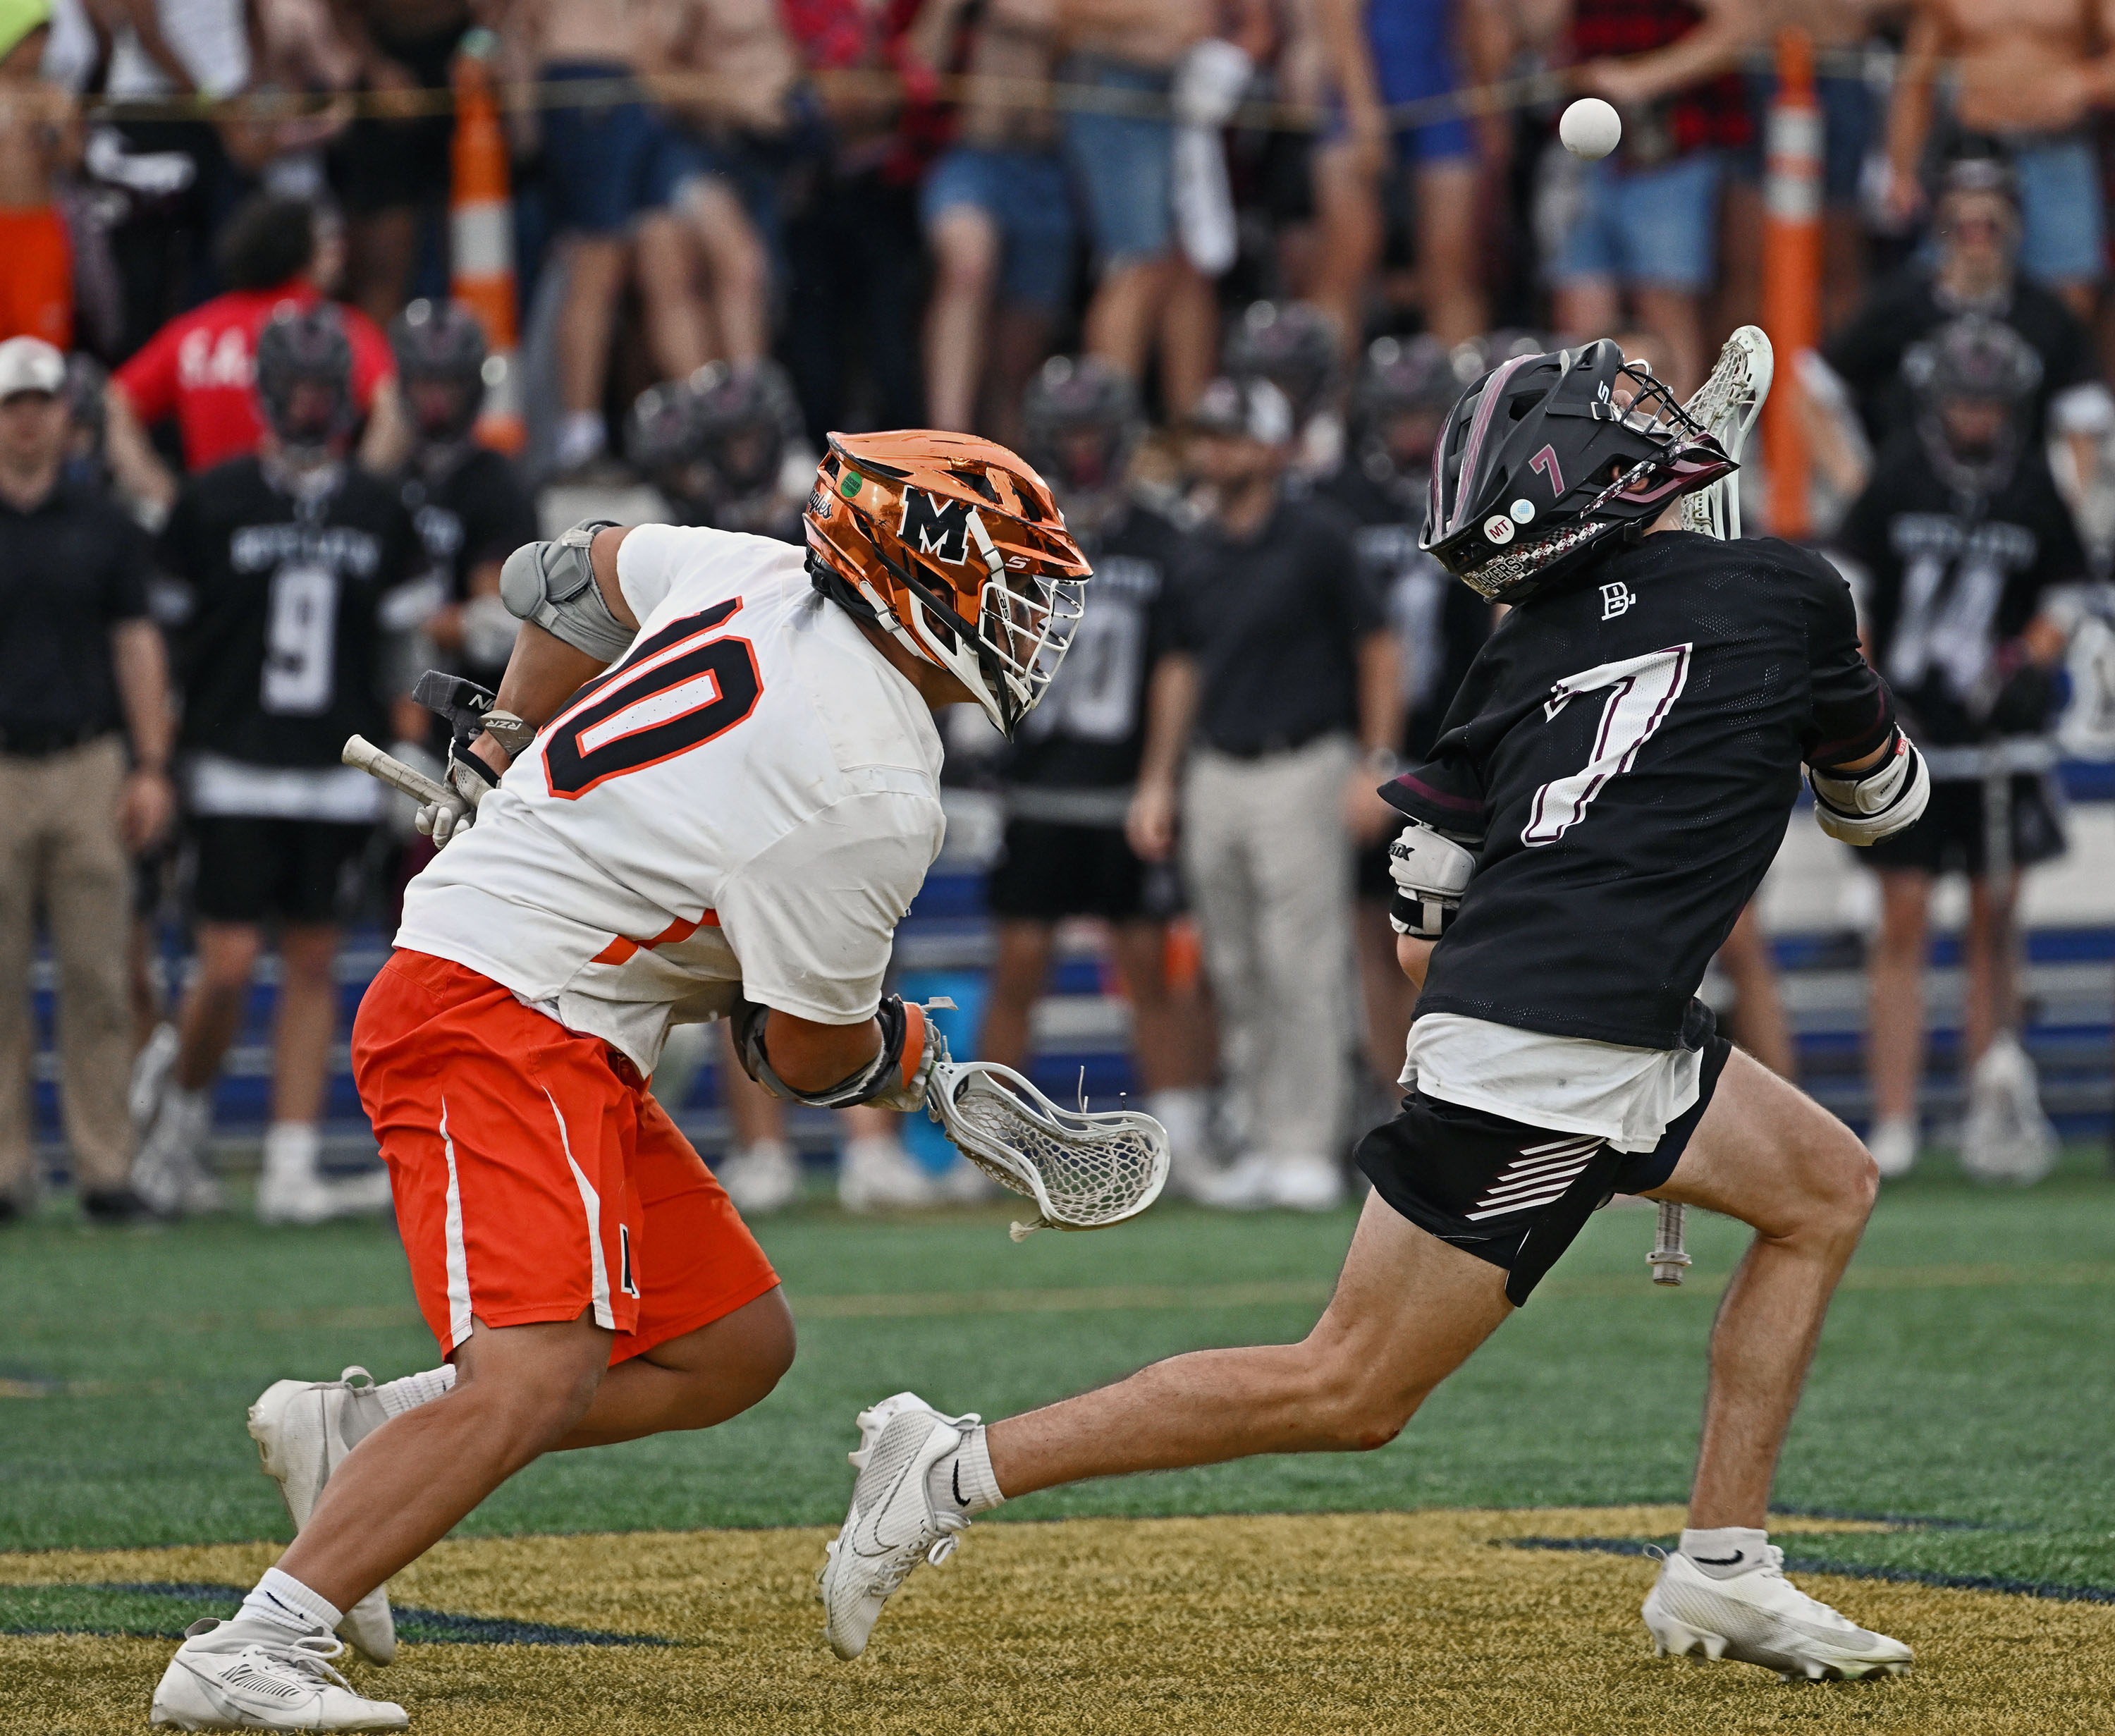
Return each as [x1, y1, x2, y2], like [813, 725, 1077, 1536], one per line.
[1001, 501, 1186, 793]
[1385, 533, 1897, 1051]
[0, 480, 153, 742]
[160, 458, 425, 768]
[399, 446, 540, 691]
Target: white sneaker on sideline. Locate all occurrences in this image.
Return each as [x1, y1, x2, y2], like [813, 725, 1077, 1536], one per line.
[1267, 1155, 1344, 1211]
[716, 1139, 802, 1214]
[151, 1618, 407, 1730]
[1643, 1545, 1913, 1682]
[1194, 1151, 1277, 1211]
[248, 1370, 395, 1664]
[838, 1137, 938, 1212]
[257, 1127, 393, 1226]
[818, 1391, 975, 1660]
[134, 1089, 219, 1218]
[1867, 1118, 1918, 1180]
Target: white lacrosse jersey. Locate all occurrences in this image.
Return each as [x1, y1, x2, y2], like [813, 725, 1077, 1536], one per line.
[394, 524, 947, 1072]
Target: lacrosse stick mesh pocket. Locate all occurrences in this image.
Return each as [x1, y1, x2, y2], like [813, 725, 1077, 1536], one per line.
[931, 1063, 1168, 1229]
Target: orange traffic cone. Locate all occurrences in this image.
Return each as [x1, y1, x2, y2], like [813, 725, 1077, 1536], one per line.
[450, 35, 525, 455]
[1761, 27, 1821, 538]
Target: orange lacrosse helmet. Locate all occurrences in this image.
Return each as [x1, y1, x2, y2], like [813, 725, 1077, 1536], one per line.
[803, 429, 1093, 737]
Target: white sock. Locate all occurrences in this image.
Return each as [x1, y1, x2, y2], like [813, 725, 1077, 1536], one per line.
[556, 411, 605, 468]
[238, 1566, 342, 1636]
[925, 1422, 1005, 1519]
[262, 1122, 319, 1179]
[375, 1364, 455, 1419]
[1679, 1526, 1768, 1579]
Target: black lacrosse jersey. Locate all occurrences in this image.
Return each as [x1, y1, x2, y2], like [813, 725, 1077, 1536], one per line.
[400, 448, 541, 688]
[161, 458, 426, 768]
[1001, 501, 1186, 792]
[1834, 432, 2085, 749]
[1323, 460, 1492, 757]
[1385, 532, 1895, 1051]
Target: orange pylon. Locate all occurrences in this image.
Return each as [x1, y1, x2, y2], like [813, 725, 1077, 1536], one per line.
[1761, 27, 1821, 538]
[450, 37, 525, 455]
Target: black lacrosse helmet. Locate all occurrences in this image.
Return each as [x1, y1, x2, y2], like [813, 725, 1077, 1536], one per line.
[1354, 334, 1460, 490]
[255, 304, 356, 458]
[1022, 355, 1143, 508]
[1904, 314, 2042, 496]
[388, 298, 489, 444]
[628, 359, 804, 528]
[1421, 339, 1735, 602]
[1225, 300, 1340, 425]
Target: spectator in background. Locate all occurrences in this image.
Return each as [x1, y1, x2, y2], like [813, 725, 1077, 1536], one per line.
[132, 307, 424, 1223]
[1313, 0, 1490, 347]
[386, 299, 537, 705]
[1129, 375, 1399, 1211]
[517, 0, 711, 475]
[1884, 0, 2115, 320]
[1547, 0, 1754, 397]
[909, 0, 1072, 446]
[979, 357, 1216, 1185]
[1831, 317, 2081, 1179]
[323, 0, 472, 326]
[0, 1, 80, 348]
[1815, 153, 2114, 490]
[0, 336, 173, 1225]
[104, 194, 403, 510]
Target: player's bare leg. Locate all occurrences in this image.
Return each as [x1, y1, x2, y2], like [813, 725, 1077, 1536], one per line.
[274, 1290, 794, 1613]
[1961, 869, 2021, 1064]
[977, 918, 1054, 1073]
[133, 922, 259, 1215]
[1865, 868, 1932, 1175]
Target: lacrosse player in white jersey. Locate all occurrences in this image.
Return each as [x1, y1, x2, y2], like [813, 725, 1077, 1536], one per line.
[147, 432, 1091, 1732]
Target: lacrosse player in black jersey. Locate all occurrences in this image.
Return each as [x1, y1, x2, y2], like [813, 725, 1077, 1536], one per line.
[818, 338, 1926, 1683]
[1833, 317, 2082, 1181]
[131, 306, 429, 1227]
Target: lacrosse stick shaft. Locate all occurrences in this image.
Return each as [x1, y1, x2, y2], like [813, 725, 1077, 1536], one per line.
[343, 734, 454, 807]
[1649, 1199, 1692, 1285]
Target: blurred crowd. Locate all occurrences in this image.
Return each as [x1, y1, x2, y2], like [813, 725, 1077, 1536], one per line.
[5, 0, 2115, 1226]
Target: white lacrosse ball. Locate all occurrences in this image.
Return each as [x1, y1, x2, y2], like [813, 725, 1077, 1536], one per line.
[1559, 97, 1622, 161]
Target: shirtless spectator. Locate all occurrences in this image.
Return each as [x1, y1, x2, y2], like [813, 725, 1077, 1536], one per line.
[0, 0, 80, 349]
[909, 0, 1069, 442]
[324, 0, 472, 327]
[1547, 0, 1756, 398]
[104, 194, 401, 511]
[646, 0, 799, 369]
[511, 0, 711, 476]
[1884, 0, 2115, 319]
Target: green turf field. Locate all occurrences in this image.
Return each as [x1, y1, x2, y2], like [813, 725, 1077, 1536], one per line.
[4, 1145, 2113, 1607]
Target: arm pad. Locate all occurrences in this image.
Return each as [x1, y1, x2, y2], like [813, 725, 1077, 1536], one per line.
[1809, 728, 1930, 845]
[730, 993, 945, 1111]
[1386, 821, 1478, 938]
[498, 519, 634, 665]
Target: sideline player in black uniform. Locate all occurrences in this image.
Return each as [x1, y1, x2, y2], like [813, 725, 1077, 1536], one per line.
[974, 356, 1215, 1183]
[818, 340, 1925, 1682]
[1325, 334, 1493, 1099]
[1833, 317, 2081, 1180]
[132, 307, 429, 1227]
[387, 300, 540, 705]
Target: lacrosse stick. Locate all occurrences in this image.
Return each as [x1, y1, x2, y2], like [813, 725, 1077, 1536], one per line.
[344, 733, 455, 807]
[1640, 326, 1776, 1287]
[924, 1057, 1170, 1241]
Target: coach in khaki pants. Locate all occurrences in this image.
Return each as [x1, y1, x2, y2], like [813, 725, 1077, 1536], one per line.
[0, 337, 174, 1223]
[1128, 377, 1401, 1211]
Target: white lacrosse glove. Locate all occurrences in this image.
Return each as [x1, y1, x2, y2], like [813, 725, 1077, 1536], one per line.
[1387, 821, 1478, 938]
[1808, 731, 1930, 845]
[414, 742, 499, 848]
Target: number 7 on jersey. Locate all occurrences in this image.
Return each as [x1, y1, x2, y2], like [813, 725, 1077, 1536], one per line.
[1522, 644, 1692, 845]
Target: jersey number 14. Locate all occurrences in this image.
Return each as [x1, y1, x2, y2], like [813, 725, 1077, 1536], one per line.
[1522, 644, 1691, 845]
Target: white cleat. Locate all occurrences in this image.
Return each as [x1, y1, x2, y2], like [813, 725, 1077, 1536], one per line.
[257, 1127, 394, 1226]
[248, 1370, 396, 1665]
[149, 1618, 407, 1730]
[1265, 1156, 1345, 1212]
[818, 1391, 976, 1660]
[1866, 1118, 1918, 1180]
[715, 1139, 802, 1215]
[1643, 1546, 1913, 1682]
[837, 1137, 939, 1213]
[1192, 1151, 1278, 1211]
[134, 1089, 220, 1218]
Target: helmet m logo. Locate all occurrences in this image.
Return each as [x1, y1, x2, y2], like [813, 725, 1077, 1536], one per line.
[1529, 444, 1565, 499]
[900, 489, 974, 564]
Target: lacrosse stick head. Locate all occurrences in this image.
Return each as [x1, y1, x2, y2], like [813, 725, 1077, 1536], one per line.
[925, 1060, 1169, 1236]
[1676, 326, 1774, 541]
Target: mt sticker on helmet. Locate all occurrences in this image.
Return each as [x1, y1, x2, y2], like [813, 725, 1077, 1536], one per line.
[1484, 515, 1516, 544]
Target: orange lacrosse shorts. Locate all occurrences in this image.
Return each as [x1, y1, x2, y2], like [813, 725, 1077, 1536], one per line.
[0, 207, 72, 348]
[352, 948, 780, 1362]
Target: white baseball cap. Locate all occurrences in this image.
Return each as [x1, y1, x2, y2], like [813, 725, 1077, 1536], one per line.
[0, 336, 66, 400]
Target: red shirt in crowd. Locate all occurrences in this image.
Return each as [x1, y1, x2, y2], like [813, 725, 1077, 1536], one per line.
[114, 283, 394, 472]
[1571, 0, 1752, 157]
